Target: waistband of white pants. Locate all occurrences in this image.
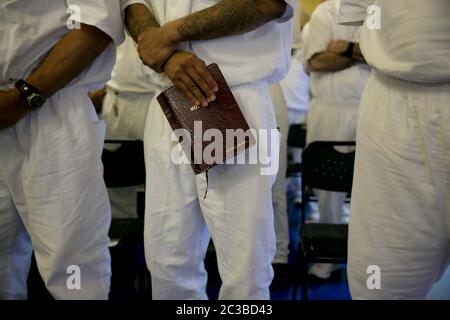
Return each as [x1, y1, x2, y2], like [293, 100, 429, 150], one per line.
[153, 80, 269, 99]
[230, 80, 269, 89]
[157, 80, 270, 97]
[372, 69, 450, 93]
[311, 97, 361, 108]
[106, 86, 156, 99]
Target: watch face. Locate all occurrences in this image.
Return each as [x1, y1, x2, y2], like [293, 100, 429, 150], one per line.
[29, 94, 45, 109]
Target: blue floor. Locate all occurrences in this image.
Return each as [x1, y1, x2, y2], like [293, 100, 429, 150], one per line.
[282, 192, 351, 300]
[206, 189, 352, 300]
[270, 268, 351, 300]
[27, 183, 448, 300]
[206, 188, 449, 300]
[428, 267, 450, 300]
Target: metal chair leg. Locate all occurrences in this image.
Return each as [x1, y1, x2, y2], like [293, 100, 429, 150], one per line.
[292, 246, 301, 300]
[292, 281, 298, 300]
[302, 256, 309, 300]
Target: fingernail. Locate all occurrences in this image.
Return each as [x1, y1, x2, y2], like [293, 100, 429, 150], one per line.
[202, 101, 208, 107]
[208, 94, 216, 102]
[213, 86, 219, 92]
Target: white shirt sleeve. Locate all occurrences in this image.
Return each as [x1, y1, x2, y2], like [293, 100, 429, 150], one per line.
[291, 5, 303, 50]
[301, 4, 333, 65]
[338, 0, 374, 26]
[276, 0, 299, 23]
[120, 0, 149, 12]
[67, 0, 125, 45]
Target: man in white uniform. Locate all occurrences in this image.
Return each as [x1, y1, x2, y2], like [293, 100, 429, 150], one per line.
[0, 0, 146, 299]
[302, 0, 371, 279]
[269, 5, 304, 287]
[102, 35, 164, 142]
[284, 22, 311, 207]
[339, 0, 450, 299]
[123, 0, 297, 299]
[269, 82, 290, 287]
[95, 34, 164, 219]
[280, 22, 311, 126]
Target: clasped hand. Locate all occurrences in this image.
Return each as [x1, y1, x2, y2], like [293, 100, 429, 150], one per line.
[137, 24, 218, 107]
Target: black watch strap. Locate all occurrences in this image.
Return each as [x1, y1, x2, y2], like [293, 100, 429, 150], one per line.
[15, 80, 46, 110]
[343, 42, 355, 59]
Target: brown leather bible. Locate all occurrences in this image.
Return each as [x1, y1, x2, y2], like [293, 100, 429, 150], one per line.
[157, 63, 256, 174]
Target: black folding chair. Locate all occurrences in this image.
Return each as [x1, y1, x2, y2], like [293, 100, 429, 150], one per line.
[286, 124, 307, 177]
[292, 141, 356, 300]
[102, 140, 145, 189]
[102, 140, 150, 299]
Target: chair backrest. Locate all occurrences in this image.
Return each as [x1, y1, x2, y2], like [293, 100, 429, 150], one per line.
[288, 124, 307, 149]
[102, 140, 146, 188]
[302, 141, 356, 193]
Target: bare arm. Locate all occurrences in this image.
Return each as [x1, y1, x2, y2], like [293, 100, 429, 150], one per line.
[317, 39, 366, 71]
[309, 38, 369, 72]
[136, 0, 289, 72]
[27, 24, 112, 98]
[125, 0, 290, 106]
[308, 52, 354, 72]
[124, 3, 160, 42]
[169, 0, 288, 42]
[0, 24, 112, 130]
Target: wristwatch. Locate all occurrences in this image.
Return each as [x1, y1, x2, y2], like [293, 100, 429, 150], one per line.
[343, 42, 355, 59]
[15, 80, 46, 110]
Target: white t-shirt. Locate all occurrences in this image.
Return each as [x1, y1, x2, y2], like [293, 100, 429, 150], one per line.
[338, 0, 450, 83]
[280, 22, 310, 113]
[148, 0, 298, 87]
[0, 0, 137, 91]
[291, 4, 303, 51]
[302, 0, 371, 104]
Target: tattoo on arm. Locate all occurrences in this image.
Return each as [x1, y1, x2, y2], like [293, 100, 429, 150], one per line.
[178, 0, 286, 41]
[125, 4, 160, 42]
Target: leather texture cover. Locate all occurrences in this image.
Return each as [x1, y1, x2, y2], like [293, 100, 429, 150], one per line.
[157, 63, 256, 174]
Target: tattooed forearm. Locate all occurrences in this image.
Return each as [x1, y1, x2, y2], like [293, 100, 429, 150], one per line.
[177, 0, 287, 41]
[125, 4, 160, 42]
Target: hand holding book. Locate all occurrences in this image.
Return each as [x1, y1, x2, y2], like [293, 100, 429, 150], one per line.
[163, 51, 219, 108]
[157, 63, 256, 175]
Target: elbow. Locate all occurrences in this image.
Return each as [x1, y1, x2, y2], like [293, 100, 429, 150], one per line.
[257, 0, 288, 20]
[80, 24, 112, 52]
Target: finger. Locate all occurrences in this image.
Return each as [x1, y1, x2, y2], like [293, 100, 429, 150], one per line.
[178, 73, 208, 107]
[173, 80, 199, 106]
[194, 60, 219, 93]
[186, 66, 216, 103]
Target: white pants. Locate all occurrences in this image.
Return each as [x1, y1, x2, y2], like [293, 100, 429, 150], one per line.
[349, 70, 450, 299]
[307, 98, 359, 224]
[269, 83, 290, 264]
[102, 88, 153, 219]
[102, 88, 152, 141]
[314, 190, 348, 224]
[143, 81, 278, 300]
[288, 109, 307, 126]
[0, 87, 111, 299]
